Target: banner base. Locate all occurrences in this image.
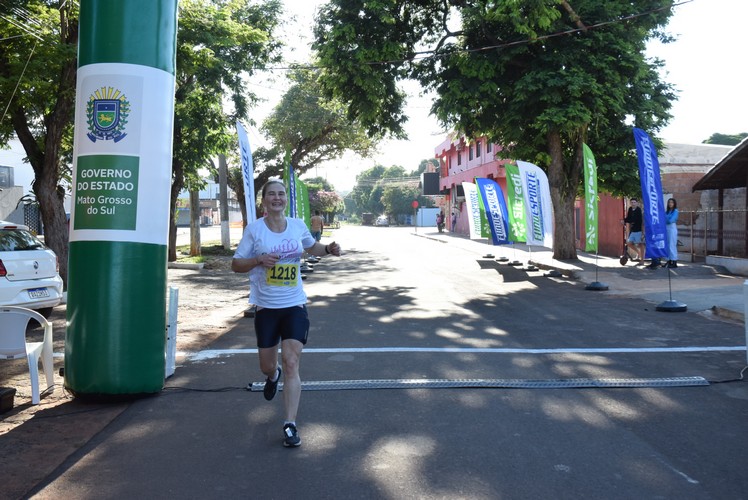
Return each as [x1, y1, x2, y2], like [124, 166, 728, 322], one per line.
[656, 300, 687, 312]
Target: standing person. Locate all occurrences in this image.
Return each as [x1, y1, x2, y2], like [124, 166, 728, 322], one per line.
[665, 198, 679, 268]
[623, 198, 645, 264]
[310, 210, 324, 242]
[436, 211, 444, 233]
[451, 211, 457, 232]
[232, 179, 341, 447]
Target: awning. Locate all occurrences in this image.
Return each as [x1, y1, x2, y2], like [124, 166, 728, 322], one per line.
[692, 137, 748, 191]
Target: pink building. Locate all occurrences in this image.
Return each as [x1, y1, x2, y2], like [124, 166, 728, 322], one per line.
[433, 133, 624, 257]
[433, 134, 732, 259]
[434, 134, 513, 234]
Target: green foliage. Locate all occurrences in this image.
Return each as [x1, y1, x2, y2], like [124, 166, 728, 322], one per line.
[303, 175, 335, 192]
[301, 175, 343, 216]
[0, 0, 78, 283]
[382, 185, 415, 217]
[174, 0, 283, 190]
[348, 162, 435, 218]
[168, 0, 282, 257]
[348, 164, 387, 216]
[310, 190, 344, 216]
[703, 132, 748, 146]
[256, 66, 379, 189]
[315, 0, 676, 258]
[417, 158, 439, 175]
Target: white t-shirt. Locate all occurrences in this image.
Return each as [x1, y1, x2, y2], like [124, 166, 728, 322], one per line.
[234, 217, 315, 308]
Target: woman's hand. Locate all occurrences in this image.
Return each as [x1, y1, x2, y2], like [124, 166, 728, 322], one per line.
[257, 253, 280, 268]
[325, 241, 342, 257]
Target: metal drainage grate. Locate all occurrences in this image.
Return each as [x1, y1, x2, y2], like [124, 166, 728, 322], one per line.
[249, 376, 709, 392]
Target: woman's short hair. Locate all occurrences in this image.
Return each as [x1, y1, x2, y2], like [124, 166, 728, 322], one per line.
[261, 179, 285, 198]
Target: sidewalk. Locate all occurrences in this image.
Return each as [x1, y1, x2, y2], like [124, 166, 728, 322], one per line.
[418, 229, 747, 323]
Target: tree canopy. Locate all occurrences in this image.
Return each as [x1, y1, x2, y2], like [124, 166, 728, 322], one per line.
[253, 66, 380, 193]
[0, 0, 78, 283]
[315, 0, 676, 259]
[169, 0, 283, 260]
[703, 132, 748, 146]
[0, 0, 286, 270]
[347, 162, 434, 219]
[302, 175, 344, 218]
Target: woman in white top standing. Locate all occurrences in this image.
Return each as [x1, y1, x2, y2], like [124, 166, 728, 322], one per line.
[232, 179, 341, 447]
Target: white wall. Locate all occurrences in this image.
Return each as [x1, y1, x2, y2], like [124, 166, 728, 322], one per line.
[0, 139, 35, 196]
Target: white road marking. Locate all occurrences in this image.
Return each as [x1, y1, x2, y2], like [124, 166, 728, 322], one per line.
[186, 345, 745, 361]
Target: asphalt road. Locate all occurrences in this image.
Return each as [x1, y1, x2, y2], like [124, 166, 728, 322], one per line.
[28, 225, 748, 499]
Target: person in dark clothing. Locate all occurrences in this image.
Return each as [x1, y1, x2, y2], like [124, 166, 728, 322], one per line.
[623, 198, 645, 263]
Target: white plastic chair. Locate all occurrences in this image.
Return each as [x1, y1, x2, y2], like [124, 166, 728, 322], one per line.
[0, 306, 55, 404]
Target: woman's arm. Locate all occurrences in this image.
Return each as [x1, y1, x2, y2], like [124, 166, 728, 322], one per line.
[231, 254, 277, 273]
[305, 241, 341, 257]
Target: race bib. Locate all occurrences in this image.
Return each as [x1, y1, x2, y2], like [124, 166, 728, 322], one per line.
[266, 263, 299, 287]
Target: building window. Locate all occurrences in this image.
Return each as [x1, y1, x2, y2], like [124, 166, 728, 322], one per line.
[469, 145, 474, 161]
[476, 140, 481, 157]
[487, 142, 493, 153]
[457, 151, 462, 166]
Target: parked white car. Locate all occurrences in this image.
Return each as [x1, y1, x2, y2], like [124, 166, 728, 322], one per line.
[0, 221, 63, 317]
[375, 215, 389, 227]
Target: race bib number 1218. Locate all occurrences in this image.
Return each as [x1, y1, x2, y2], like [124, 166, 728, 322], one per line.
[266, 263, 299, 287]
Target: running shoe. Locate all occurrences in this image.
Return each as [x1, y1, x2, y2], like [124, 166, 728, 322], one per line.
[283, 423, 301, 447]
[264, 366, 281, 401]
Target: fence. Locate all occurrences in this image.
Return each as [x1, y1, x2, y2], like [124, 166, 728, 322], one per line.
[679, 209, 748, 260]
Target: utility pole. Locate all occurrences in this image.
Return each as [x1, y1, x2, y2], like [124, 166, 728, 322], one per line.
[218, 154, 230, 249]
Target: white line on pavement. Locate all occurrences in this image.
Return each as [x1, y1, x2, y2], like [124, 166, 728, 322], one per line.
[186, 345, 746, 361]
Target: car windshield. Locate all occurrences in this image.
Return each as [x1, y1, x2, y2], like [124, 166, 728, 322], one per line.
[0, 229, 45, 251]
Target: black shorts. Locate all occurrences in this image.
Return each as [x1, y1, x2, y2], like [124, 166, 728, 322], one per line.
[254, 306, 309, 348]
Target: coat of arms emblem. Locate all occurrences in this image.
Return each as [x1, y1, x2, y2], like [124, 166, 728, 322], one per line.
[86, 87, 129, 143]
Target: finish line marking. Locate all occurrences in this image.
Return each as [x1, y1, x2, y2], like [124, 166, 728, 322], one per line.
[245, 376, 711, 392]
[186, 346, 746, 362]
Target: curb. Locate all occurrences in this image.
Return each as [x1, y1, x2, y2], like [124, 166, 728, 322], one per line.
[711, 306, 745, 323]
[168, 262, 205, 270]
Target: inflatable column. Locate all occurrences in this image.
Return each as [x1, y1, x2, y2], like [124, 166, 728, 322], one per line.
[65, 0, 178, 397]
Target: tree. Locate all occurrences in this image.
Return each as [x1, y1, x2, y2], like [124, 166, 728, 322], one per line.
[301, 175, 344, 219]
[254, 67, 379, 193]
[315, 1, 675, 259]
[0, 1, 78, 285]
[310, 190, 344, 219]
[381, 184, 433, 219]
[417, 158, 439, 175]
[349, 163, 432, 217]
[703, 132, 748, 146]
[348, 165, 387, 217]
[302, 175, 335, 192]
[0, 0, 285, 277]
[169, 0, 283, 260]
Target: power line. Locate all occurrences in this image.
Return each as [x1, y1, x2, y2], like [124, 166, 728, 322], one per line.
[259, 1, 692, 72]
[1, 41, 36, 126]
[354, 176, 421, 187]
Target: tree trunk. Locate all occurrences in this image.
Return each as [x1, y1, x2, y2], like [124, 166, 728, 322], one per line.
[189, 189, 201, 256]
[546, 129, 584, 261]
[237, 194, 247, 229]
[35, 164, 69, 286]
[218, 154, 230, 249]
[168, 159, 184, 262]
[11, 64, 76, 287]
